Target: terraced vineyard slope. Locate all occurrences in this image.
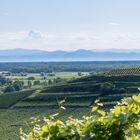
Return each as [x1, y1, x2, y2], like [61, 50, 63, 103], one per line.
[0, 72, 138, 110]
[107, 67, 140, 75]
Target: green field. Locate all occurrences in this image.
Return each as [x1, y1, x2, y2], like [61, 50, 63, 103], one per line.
[0, 72, 90, 139]
[6, 72, 88, 81]
[0, 68, 140, 139]
[2, 72, 88, 89]
[0, 108, 91, 140]
[107, 67, 140, 75]
[0, 90, 34, 108]
[14, 92, 97, 109]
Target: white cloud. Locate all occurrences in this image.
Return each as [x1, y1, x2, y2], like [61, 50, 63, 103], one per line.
[0, 30, 140, 51]
[25, 30, 47, 40]
[73, 32, 99, 41]
[113, 33, 140, 42]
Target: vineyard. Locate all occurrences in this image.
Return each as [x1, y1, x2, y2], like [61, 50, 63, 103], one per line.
[0, 73, 140, 111]
[21, 94, 140, 140]
[107, 67, 140, 75]
[0, 73, 139, 111]
[0, 69, 140, 139]
[0, 89, 34, 108]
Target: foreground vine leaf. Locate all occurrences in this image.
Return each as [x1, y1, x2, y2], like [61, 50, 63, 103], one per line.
[20, 94, 140, 140]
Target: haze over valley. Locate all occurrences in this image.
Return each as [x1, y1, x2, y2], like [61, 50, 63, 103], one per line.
[1, 48, 140, 61]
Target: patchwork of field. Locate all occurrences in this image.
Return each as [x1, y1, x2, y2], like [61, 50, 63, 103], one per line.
[0, 75, 139, 111]
[0, 89, 139, 140]
[0, 68, 140, 139]
[1, 70, 140, 110]
[6, 72, 88, 82]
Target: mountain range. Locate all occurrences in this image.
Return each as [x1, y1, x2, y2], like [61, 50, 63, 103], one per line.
[0, 48, 140, 62]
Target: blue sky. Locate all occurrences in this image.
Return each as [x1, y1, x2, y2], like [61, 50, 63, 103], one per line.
[0, 0, 140, 50]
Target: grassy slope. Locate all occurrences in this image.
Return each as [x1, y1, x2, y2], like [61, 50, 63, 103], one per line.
[0, 108, 90, 140]
[0, 90, 34, 108]
[0, 71, 140, 139]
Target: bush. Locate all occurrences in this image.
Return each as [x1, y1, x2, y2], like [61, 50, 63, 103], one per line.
[20, 94, 140, 140]
[0, 75, 10, 85]
[4, 85, 15, 93]
[78, 72, 83, 76]
[27, 81, 32, 88]
[13, 81, 23, 91]
[28, 77, 35, 80]
[100, 82, 115, 95]
[47, 73, 55, 76]
[33, 80, 40, 85]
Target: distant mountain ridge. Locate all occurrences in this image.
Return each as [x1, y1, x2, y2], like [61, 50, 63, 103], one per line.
[0, 48, 140, 62]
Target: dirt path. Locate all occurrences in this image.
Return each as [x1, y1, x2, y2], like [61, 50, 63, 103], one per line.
[28, 90, 41, 97]
[9, 90, 41, 109]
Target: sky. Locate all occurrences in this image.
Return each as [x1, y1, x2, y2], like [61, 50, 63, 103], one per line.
[0, 0, 140, 51]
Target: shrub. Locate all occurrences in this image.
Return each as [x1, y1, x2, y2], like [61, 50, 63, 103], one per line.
[78, 72, 83, 76]
[13, 81, 23, 91]
[20, 94, 140, 140]
[47, 73, 56, 76]
[100, 82, 115, 95]
[28, 77, 35, 80]
[4, 85, 15, 93]
[33, 80, 41, 85]
[28, 81, 32, 88]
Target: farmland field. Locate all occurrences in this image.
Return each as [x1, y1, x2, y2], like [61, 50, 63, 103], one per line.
[0, 108, 91, 140]
[6, 72, 88, 80]
[0, 71, 91, 139]
[4, 72, 89, 88]
[1, 0, 140, 139]
[0, 62, 140, 139]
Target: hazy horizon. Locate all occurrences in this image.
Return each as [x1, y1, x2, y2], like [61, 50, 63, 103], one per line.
[1, 48, 140, 52]
[0, 0, 140, 51]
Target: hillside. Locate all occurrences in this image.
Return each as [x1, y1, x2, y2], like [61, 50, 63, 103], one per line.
[2, 49, 140, 61]
[0, 72, 139, 110]
[0, 69, 140, 139]
[107, 67, 140, 75]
